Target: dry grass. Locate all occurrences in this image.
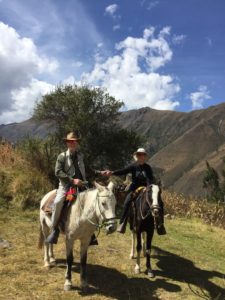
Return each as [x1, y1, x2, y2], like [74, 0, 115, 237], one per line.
[0, 208, 224, 300]
[0, 143, 52, 209]
[163, 191, 225, 229]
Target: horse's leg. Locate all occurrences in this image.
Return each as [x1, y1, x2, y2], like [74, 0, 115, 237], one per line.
[49, 244, 56, 265]
[142, 232, 146, 257]
[64, 238, 74, 291]
[41, 220, 51, 268]
[146, 227, 154, 278]
[134, 232, 142, 274]
[43, 242, 50, 268]
[129, 231, 136, 259]
[80, 239, 90, 290]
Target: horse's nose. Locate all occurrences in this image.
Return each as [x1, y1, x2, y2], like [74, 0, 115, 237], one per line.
[106, 223, 117, 234]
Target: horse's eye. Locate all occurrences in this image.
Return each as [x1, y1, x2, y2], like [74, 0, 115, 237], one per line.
[102, 202, 106, 206]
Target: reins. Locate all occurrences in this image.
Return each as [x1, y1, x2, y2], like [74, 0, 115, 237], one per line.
[139, 185, 160, 220]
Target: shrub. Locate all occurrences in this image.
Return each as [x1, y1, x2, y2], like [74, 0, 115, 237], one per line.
[163, 191, 225, 229]
[0, 143, 53, 210]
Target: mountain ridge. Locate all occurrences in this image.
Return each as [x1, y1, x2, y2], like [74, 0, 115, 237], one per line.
[1, 102, 225, 197]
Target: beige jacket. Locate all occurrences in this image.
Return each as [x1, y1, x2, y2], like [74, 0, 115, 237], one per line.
[55, 149, 86, 186]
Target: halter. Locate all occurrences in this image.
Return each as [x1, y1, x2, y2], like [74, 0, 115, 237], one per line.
[77, 189, 117, 230]
[139, 185, 160, 220]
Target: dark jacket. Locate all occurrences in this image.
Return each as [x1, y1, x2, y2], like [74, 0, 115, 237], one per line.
[112, 162, 154, 191]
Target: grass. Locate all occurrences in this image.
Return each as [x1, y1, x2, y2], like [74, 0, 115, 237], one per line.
[0, 207, 225, 300]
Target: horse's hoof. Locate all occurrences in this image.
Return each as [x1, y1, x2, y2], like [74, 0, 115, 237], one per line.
[44, 262, 51, 268]
[129, 254, 135, 259]
[50, 259, 56, 266]
[50, 257, 56, 263]
[64, 284, 72, 291]
[147, 270, 155, 278]
[80, 283, 88, 292]
[135, 267, 140, 274]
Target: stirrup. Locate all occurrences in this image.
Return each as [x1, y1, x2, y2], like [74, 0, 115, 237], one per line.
[46, 228, 60, 244]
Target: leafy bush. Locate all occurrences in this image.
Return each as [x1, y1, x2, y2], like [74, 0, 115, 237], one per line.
[11, 169, 52, 210]
[0, 143, 53, 210]
[17, 136, 60, 186]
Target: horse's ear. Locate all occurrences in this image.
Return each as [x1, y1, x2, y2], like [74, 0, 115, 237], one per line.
[107, 181, 114, 191]
[93, 181, 105, 192]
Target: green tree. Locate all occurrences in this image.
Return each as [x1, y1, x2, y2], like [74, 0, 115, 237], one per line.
[203, 161, 222, 202]
[33, 85, 142, 178]
[17, 135, 60, 186]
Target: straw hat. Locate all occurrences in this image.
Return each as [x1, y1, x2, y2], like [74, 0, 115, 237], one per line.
[133, 148, 148, 161]
[63, 131, 81, 142]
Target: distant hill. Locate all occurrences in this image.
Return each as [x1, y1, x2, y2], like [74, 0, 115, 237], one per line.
[0, 119, 55, 142]
[119, 103, 225, 197]
[1, 102, 225, 197]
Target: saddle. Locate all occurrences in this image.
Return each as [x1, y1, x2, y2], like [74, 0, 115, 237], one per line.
[41, 187, 77, 215]
[133, 186, 146, 197]
[129, 186, 146, 231]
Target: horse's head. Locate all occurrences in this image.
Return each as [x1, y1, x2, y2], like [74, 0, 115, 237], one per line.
[94, 181, 117, 234]
[146, 184, 161, 217]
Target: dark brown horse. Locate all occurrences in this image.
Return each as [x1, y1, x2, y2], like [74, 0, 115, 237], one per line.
[129, 184, 163, 277]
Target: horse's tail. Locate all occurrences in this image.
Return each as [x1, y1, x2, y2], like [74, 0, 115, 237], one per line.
[38, 225, 44, 249]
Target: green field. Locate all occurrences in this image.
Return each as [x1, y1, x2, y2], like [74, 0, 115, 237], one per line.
[0, 208, 224, 300]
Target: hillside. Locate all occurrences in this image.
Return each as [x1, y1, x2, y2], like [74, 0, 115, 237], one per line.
[0, 208, 224, 300]
[119, 103, 225, 197]
[1, 103, 225, 196]
[0, 119, 55, 142]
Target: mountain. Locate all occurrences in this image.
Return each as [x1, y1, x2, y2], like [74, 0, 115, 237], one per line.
[0, 119, 55, 142]
[119, 103, 225, 197]
[1, 102, 225, 197]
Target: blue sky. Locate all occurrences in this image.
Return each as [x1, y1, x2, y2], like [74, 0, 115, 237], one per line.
[0, 0, 225, 123]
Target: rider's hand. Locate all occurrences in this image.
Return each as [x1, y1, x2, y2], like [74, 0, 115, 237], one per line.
[100, 170, 108, 176]
[106, 171, 113, 176]
[73, 178, 83, 186]
[100, 170, 112, 177]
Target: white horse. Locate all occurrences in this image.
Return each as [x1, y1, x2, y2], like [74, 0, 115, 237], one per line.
[38, 181, 117, 290]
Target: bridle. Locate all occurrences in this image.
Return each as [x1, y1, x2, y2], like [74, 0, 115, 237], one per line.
[139, 185, 161, 221]
[77, 189, 117, 230]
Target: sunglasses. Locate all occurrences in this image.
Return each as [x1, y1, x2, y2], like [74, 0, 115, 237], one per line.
[66, 140, 78, 144]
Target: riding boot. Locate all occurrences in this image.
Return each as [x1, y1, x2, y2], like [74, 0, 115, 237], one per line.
[117, 216, 128, 234]
[89, 234, 98, 246]
[156, 212, 166, 235]
[46, 227, 60, 244]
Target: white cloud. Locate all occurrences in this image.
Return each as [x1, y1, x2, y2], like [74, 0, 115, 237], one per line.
[147, 1, 160, 10]
[62, 76, 76, 85]
[105, 4, 118, 17]
[105, 3, 121, 30]
[0, 21, 58, 124]
[82, 27, 180, 110]
[172, 34, 186, 45]
[190, 85, 211, 110]
[0, 79, 54, 124]
[113, 24, 120, 31]
[206, 37, 212, 46]
[72, 61, 83, 68]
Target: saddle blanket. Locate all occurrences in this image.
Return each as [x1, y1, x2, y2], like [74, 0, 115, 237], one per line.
[41, 190, 57, 214]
